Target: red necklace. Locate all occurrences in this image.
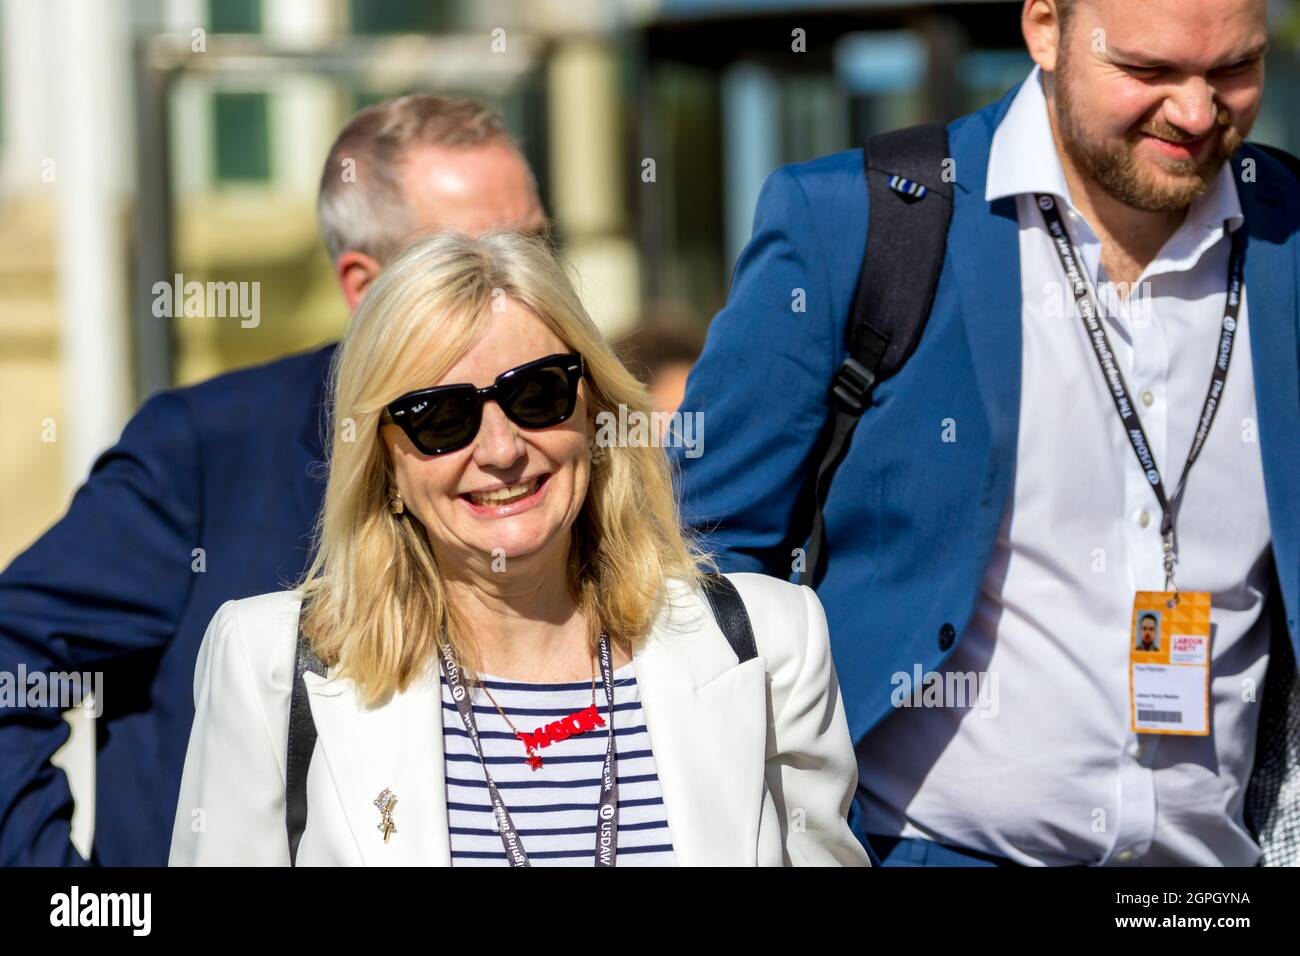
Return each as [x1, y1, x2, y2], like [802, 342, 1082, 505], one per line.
[478, 644, 607, 771]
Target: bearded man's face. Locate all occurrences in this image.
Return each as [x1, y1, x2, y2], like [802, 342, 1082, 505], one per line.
[1049, 0, 1266, 213]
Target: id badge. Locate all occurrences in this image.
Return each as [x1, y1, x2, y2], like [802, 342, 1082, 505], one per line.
[1129, 591, 1211, 736]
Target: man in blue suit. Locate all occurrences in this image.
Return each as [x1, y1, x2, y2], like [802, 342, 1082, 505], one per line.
[676, 0, 1298, 865]
[0, 95, 547, 865]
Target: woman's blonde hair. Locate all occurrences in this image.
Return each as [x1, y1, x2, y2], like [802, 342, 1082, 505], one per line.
[296, 231, 710, 705]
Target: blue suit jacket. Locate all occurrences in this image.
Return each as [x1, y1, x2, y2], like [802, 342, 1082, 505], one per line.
[674, 84, 1300, 749]
[0, 344, 336, 865]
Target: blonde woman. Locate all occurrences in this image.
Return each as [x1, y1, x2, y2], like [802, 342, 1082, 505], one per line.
[168, 232, 868, 867]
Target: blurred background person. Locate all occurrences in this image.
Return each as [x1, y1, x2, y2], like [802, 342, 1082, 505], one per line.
[614, 311, 706, 417]
[0, 90, 545, 866]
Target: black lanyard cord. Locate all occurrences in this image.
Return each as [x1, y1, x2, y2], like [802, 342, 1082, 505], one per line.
[439, 632, 619, 867]
[1035, 194, 1245, 593]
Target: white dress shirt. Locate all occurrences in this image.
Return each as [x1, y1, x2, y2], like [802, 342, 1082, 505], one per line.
[856, 67, 1274, 866]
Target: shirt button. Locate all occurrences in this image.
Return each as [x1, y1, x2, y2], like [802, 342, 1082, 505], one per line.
[1138, 510, 1151, 528]
[938, 623, 956, 651]
[1141, 390, 1154, 407]
[1116, 849, 1136, 862]
[1128, 740, 1142, 759]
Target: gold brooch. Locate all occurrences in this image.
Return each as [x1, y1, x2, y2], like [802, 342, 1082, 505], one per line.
[373, 788, 397, 842]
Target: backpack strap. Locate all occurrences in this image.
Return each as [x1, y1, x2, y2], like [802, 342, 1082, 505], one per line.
[801, 122, 954, 589]
[286, 599, 326, 867]
[700, 572, 758, 663]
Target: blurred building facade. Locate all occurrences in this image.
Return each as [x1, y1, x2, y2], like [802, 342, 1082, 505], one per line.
[3, 0, 1300, 565]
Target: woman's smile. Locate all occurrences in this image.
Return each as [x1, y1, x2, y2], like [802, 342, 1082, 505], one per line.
[459, 472, 551, 518]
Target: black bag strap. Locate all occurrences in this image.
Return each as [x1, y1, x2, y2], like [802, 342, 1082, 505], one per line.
[282, 574, 755, 864]
[801, 122, 954, 589]
[701, 572, 758, 663]
[286, 599, 325, 866]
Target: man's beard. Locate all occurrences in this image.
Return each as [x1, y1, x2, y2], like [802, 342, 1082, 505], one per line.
[1053, 63, 1242, 213]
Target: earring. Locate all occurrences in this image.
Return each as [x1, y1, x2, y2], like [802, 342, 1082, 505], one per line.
[389, 490, 404, 515]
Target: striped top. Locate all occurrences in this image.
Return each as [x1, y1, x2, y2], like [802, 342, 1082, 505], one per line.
[440, 660, 677, 866]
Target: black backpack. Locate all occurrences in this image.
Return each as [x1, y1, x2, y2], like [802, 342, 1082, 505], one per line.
[284, 572, 755, 865]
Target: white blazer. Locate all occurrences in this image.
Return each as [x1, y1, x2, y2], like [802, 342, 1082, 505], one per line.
[168, 572, 870, 866]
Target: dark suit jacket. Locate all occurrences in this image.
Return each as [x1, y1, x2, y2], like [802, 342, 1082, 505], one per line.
[0, 343, 336, 865]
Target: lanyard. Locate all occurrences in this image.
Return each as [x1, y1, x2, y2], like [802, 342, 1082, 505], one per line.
[1035, 194, 1245, 593]
[439, 632, 619, 867]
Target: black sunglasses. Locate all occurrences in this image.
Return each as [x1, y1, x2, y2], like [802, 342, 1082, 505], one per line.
[380, 352, 585, 456]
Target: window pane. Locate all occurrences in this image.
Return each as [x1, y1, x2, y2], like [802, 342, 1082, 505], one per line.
[213, 92, 270, 181]
[208, 0, 260, 33]
[349, 0, 449, 34]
